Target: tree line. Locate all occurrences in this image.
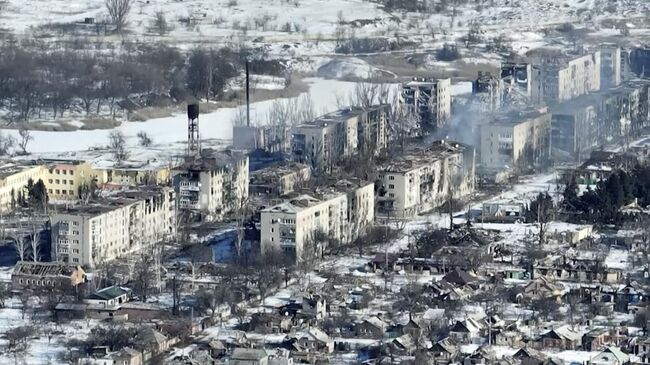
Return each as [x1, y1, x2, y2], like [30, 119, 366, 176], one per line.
[562, 165, 650, 224]
[0, 42, 284, 123]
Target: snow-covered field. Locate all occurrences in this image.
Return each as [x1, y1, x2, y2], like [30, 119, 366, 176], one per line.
[0, 78, 366, 154]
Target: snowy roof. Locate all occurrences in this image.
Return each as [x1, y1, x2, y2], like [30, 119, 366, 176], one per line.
[592, 347, 630, 364]
[299, 327, 331, 343]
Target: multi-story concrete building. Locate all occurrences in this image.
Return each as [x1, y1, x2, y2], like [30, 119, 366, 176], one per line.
[292, 105, 388, 172]
[93, 163, 171, 186]
[500, 63, 542, 105]
[480, 108, 552, 171]
[471, 71, 503, 112]
[50, 186, 176, 268]
[172, 150, 249, 220]
[401, 78, 451, 130]
[0, 163, 44, 213]
[260, 180, 374, 262]
[249, 162, 311, 197]
[39, 159, 94, 201]
[600, 44, 622, 90]
[375, 141, 475, 218]
[536, 50, 601, 103]
[551, 96, 600, 162]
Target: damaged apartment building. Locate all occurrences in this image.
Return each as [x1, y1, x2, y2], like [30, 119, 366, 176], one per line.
[500, 62, 543, 105]
[172, 150, 249, 221]
[551, 79, 650, 162]
[292, 105, 388, 173]
[400, 78, 451, 131]
[260, 179, 375, 261]
[374, 140, 475, 218]
[480, 107, 551, 173]
[534, 49, 601, 103]
[471, 71, 503, 113]
[50, 186, 176, 268]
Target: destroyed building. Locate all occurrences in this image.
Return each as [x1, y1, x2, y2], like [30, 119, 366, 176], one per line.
[375, 140, 475, 217]
[172, 150, 249, 221]
[400, 78, 451, 130]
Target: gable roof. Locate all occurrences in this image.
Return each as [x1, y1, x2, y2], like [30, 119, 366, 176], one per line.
[136, 327, 167, 346]
[432, 337, 458, 354]
[592, 347, 630, 364]
[443, 268, 479, 286]
[299, 327, 331, 343]
[541, 326, 582, 342]
[87, 286, 130, 301]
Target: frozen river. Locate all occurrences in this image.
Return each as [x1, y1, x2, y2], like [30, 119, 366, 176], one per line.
[0, 78, 368, 154]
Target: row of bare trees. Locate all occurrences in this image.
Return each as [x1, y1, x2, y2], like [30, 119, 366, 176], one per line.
[0, 40, 280, 123]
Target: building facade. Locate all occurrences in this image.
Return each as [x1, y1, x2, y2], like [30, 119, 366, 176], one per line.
[600, 45, 622, 90]
[50, 187, 176, 268]
[401, 78, 451, 130]
[500, 63, 542, 105]
[260, 180, 375, 262]
[480, 108, 552, 171]
[551, 97, 600, 162]
[292, 106, 389, 172]
[0, 164, 44, 213]
[39, 159, 94, 201]
[537, 50, 601, 103]
[172, 151, 249, 220]
[375, 141, 475, 218]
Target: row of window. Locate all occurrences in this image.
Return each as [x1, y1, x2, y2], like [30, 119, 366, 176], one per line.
[48, 179, 74, 185]
[53, 169, 74, 176]
[48, 189, 75, 195]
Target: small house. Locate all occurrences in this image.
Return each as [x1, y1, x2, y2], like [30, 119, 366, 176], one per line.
[85, 286, 131, 308]
[591, 347, 630, 365]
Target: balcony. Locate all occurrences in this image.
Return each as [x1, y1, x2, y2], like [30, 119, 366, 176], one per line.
[179, 181, 201, 192]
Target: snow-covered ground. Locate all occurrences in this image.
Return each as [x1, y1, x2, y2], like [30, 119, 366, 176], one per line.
[0, 78, 366, 154]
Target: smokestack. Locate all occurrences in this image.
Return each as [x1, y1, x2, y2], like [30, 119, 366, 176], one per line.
[246, 60, 250, 127]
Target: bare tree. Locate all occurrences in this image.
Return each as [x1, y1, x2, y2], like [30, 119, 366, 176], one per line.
[137, 131, 152, 147]
[17, 127, 32, 155]
[105, 0, 132, 31]
[12, 232, 28, 262]
[133, 248, 156, 302]
[151, 11, 172, 35]
[108, 130, 129, 165]
[6, 325, 34, 365]
[28, 223, 42, 262]
[0, 132, 16, 156]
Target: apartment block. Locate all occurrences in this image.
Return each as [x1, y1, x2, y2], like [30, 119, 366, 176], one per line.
[400, 78, 451, 129]
[480, 108, 551, 171]
[93, 163, 171, 186]
[536, 50, 601, 103]
[551, 96, 600, 162]
[50, 186, 176, 268]
[0, 163, 44, 213]
[39, 159, 94, 201]
[500, 63, 542, 105]
[249, 162, 311, 196]
[172, 150, 249, 220]
[600, 44, 622, 90]
[471, 71, 503, 112]
[375, 141, 475, 218]
[292, 105, 389, 172]
[261, 180, 374, 262]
